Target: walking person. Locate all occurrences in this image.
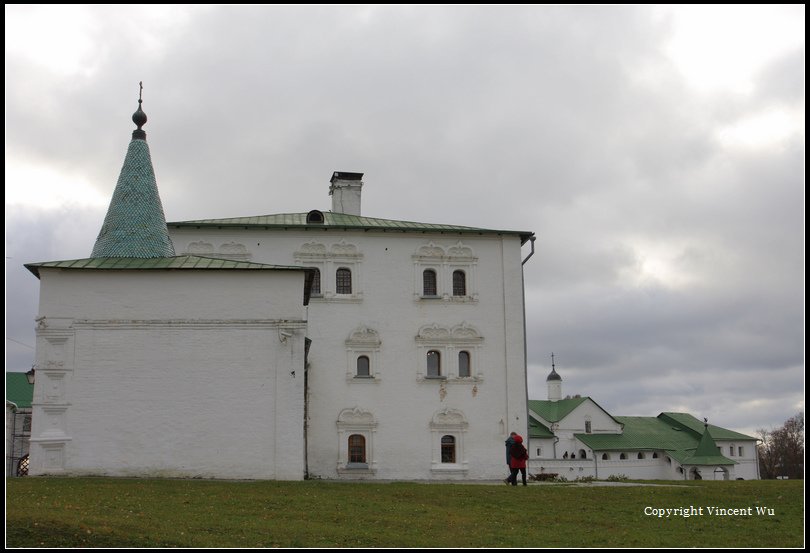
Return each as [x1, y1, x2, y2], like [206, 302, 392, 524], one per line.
[509, 434, 529, 486]
[504, 432, 517, 484]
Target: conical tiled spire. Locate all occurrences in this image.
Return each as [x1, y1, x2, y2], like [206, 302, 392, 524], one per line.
[91, 84, 175, 258]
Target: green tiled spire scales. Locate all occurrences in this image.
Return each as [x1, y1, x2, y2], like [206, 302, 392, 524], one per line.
[91, 85, 175, 258]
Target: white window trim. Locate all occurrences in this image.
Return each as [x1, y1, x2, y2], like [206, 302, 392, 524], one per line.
[336, 407, 378, 475]
[415, 323, 484, 383]
[412, 241, 478, 302]
[429, 408, 469, 474]
[345, 326, 382, 382]
[294, 240, 364, 302]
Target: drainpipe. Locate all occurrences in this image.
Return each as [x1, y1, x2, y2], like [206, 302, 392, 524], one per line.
[594, 451, 598, 479]
[522, 236, 536, 265]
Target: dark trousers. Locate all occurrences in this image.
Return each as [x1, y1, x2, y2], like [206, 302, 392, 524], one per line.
[509, 467, 527, 486]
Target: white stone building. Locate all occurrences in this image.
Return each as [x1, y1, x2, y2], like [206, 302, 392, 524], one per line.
[24, 97, 535, 481]
[167, 172, 535, 480]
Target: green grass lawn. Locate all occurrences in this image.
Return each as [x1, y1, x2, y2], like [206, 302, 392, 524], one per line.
[6, 478, 804, 548]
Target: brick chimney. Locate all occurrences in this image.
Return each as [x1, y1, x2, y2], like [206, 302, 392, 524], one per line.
[329, 172, 364, 216]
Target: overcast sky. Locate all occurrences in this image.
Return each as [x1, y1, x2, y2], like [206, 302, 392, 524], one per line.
[5, 5, 804, 436]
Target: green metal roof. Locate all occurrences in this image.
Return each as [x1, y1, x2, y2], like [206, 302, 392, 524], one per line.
[528, 397, 589, 423]
[529, 397, 623, 429]
[528, 415, 555, 438]
[6, 372, 33, 409]
[91, 138, 175, 258]
[25, 255, 307, 278]
[574, 415, 737, 466]
[169, 212, 534, 244]
[576, 416, 699, 452]
[658, 412, 756, 441]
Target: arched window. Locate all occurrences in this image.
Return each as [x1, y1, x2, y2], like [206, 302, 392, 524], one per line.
[356, 356, 370, 377]
[423, 269, 437, 296]
[311, 268, 321, 295]
[579, 449, 587, 459]
[652, 452, 659, 459]
[336, 268, 352, 294]
[452, 270, 466, 296]
[458, 351, 471, 377]
[585, 420, 592, 433]
[637, 452, 646, 460]
[620, 453, 627, 460]
[441, 435, 456, 463]
[602, 453, 610, 460]
[348, 434, 366, 463]
[427, 350, 441, 377]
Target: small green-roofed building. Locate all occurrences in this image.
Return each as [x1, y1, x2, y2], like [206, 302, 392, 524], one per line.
[527, 365, 758, 480]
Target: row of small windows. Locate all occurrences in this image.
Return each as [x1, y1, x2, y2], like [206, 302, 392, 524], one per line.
[348, 434, 457, 464]
[357, 350, 472, 378]
[729, 446, 744, 456]
[601, 452, 661, 460]
[309, 268, 468, 298]
[549, 451, 666, 460]
[422, 269, 466, 297]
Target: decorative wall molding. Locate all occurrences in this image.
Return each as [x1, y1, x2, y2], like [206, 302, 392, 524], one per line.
[186, 241, 215, 255]
[430, 407, 469, 430]
[337, 406, 378, 428]
[183, 241, 252, 260]
[416, 322, 483, 343]
[294, 241, 328, 257]
[346, 326, 382, 347]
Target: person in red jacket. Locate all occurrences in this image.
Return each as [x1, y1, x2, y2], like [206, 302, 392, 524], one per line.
[508, 434, 529, 486]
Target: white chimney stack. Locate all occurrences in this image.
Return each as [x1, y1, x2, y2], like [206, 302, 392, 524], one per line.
[330, 172, 364, 216]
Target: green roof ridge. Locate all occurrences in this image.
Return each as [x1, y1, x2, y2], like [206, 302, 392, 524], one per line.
[91, 138, 175, 258]
[658, 412, 756, 441]
[25, 255, 308, 277]
[169, 212, 533, 242]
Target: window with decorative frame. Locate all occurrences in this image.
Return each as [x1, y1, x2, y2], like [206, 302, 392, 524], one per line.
[430, 408, 468, 475]
[412, 241, 478, 302]
[337, 407, 377, 474]
[293, 240, 363, 302]
[345, 326, 381, 382]
[415, 323, 483, 383]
